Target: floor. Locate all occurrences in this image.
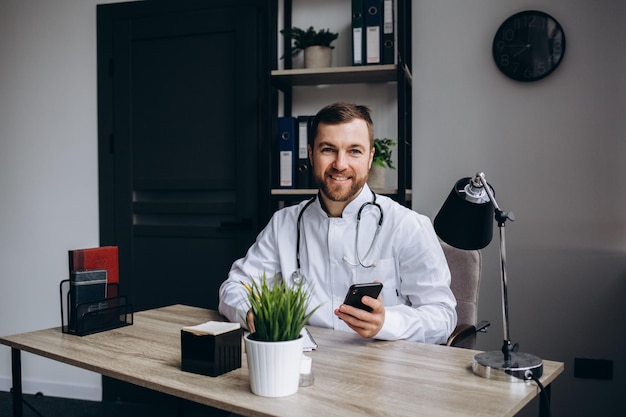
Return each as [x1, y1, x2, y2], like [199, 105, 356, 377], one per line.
[0, 390, 231, 417]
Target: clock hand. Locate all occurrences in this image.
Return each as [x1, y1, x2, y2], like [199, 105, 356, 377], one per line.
[513, 44, 531, 57]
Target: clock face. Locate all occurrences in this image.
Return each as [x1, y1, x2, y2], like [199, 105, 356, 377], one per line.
[492, 10, 566, 82]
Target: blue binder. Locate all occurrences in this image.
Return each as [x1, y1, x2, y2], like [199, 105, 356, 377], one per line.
[364, 0, 382, 65]
[352, 0, 365, 65]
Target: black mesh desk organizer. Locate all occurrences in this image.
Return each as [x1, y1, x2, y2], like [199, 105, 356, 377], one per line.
[59, 280, 133, 336]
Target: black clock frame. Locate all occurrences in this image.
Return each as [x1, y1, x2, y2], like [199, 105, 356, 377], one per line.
[492, 10, 566, 82]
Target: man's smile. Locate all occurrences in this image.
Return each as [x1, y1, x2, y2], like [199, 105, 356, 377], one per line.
[329, 173, 350, 182]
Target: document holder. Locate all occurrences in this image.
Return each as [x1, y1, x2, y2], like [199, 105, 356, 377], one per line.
[59, 280, 133, 336]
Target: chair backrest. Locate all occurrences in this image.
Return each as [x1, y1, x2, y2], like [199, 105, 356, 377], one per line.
[441, 241, 482, 338]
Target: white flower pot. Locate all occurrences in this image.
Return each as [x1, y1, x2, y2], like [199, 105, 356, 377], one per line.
[304, 46, 332, 68]
[368, 165, 386, 190]
[244, 334, 303, 397]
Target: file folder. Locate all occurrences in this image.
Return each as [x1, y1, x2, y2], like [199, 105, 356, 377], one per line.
[382, 0, 394, 64]
[352, 0, 364, 66]
[296, 116, 313, 189]
[364, 0, 382, 64]
[278, 116, 297, 188]
[69, 269, 107, 331]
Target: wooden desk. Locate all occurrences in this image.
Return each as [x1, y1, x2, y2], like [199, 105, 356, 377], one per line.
[1, 305, 563, 417]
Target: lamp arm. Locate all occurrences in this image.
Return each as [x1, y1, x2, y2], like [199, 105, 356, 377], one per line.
[476, 172, 518, 362]
[476, 172, 514, 226]
[477, 172, 501, 211]
[498, 223, 519, 362]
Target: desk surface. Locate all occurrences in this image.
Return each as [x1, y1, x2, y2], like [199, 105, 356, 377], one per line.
[1, 304, 563, 417]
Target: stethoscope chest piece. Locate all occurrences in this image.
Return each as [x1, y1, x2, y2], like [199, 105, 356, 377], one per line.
[291, 268, 306, 285]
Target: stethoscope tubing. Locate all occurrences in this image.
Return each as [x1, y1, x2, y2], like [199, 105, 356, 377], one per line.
[295, 196, 317, 271]
[293, 193, 383, 284]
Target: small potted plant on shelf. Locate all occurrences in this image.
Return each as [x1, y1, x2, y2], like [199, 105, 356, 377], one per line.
[280, 26, 339, 68]
[369, 138, 397, 189]
[242, 272, 319, 397]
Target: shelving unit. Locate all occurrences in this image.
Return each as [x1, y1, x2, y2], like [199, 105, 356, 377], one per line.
[268, 0, 412, 210]
[272, 64, 400, 86]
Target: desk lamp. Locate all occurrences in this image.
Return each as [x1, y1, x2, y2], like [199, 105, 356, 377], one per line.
[434, 172, 543, 382]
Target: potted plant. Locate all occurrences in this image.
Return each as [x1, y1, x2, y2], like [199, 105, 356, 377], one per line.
[373, 138, 397, 169]
[280, 26, 339, 68]
[369, 138, 397, 189]
[242, 272, 319, 397]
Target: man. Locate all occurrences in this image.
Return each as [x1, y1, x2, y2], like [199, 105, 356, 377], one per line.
[218, 102, 456, 343]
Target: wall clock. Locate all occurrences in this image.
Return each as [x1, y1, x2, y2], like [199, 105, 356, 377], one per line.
[492, 10, 566, 82]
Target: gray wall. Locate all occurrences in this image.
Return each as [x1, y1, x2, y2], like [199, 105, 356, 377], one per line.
[412, 1, 626, 416]
[1, 0, 624, 415]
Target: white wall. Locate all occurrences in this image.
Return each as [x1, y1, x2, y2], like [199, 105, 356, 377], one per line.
[0, 0, 120, 401]
[1, 0, 624, 415]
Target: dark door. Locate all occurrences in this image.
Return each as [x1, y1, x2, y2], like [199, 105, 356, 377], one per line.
[97, 0, 271, 405]
[98, 0, 270, 313]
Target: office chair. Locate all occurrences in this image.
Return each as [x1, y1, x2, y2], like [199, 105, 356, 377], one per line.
[441, 241, 490, 349]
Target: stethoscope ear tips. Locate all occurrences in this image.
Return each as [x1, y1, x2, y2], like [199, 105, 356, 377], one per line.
[342, 255, 357, 266]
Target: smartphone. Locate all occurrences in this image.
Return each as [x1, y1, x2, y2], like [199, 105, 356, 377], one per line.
[343, 283, 383, 312]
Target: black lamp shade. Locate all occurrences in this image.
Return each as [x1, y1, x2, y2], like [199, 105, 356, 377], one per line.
[434, 177, 494, 250]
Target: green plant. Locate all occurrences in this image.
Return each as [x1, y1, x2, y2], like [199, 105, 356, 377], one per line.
[243, 272, 320, 342]
[280, 26, 339, 58]
[373, 138, 397, 169]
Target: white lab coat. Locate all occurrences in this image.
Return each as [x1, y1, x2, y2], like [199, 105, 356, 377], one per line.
[218, 184, 457, 344]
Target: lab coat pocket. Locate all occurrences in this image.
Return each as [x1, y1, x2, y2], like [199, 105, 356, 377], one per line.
[353, 257, 399, 305]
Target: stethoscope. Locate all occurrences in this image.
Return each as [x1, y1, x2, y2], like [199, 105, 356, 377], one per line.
[291, 193, 384, 285]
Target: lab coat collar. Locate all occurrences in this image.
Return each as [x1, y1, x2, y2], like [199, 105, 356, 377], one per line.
[314, 184, 374, 220]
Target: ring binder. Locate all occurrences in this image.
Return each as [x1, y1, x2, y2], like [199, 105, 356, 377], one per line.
[278, 116, 297, 188]
[364, 0, 382, 65]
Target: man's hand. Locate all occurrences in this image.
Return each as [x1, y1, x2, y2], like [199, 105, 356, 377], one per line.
[246, 310, 256, 333]
[334, 293, 384, 338]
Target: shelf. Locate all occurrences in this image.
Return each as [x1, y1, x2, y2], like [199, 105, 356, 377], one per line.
[269, 0, 412, 211]
[271, 189, 317, 195]
[271, 64, 400, 87]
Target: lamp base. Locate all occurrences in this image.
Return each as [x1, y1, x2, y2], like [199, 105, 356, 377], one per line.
[472, 351, 543, 382]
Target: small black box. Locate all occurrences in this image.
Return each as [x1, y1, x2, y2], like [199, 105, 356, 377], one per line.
[181, 322, 242, 377]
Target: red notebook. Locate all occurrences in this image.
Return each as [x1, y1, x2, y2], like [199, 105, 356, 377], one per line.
[68, 246, 119, 284]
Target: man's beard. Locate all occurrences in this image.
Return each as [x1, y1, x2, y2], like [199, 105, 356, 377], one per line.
[316, 171, 368, 202]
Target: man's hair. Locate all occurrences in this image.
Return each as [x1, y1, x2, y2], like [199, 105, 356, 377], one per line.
[309, 102, 374, 147]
